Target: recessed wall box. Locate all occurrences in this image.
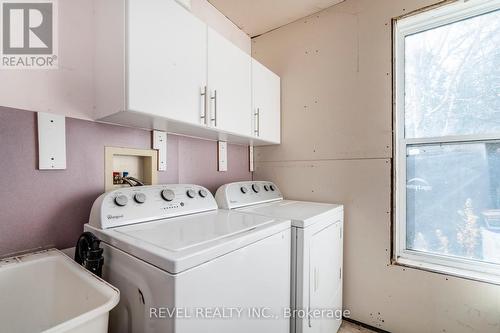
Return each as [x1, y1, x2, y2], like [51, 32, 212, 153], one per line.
[104, 147, 158, 191]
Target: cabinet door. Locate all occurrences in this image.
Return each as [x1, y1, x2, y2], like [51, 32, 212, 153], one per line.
[127, 0, 208, 126]
[207, 28, 252, 136]
[252, 59, 281, 144]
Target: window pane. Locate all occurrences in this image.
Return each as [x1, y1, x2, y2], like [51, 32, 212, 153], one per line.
[404, 10, 500, 139]
[406, 141, 500, 265]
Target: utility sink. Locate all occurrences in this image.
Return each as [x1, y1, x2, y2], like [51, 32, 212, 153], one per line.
[0, 249, 119, 333]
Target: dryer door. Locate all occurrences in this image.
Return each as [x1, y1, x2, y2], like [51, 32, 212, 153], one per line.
[295, 218, 343, 333]
[309, 221, 342, 332]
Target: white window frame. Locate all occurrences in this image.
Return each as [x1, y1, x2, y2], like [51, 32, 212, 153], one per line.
[394, 0, 500, 284]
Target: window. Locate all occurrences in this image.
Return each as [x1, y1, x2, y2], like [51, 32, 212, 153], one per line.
[394, 0, 500, 283]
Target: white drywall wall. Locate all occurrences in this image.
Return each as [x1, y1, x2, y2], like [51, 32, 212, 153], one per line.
[252, 0, 500, 332]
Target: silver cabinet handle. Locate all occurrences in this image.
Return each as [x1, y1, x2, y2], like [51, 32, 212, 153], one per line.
[254, 108, 260, 136]
[200, 86, 208, 125]
[210, 90, 217, 127]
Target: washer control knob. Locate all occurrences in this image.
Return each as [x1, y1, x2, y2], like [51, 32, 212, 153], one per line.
[264, 185, 269, 191]
[161, 189, 175, 202]
[252, 184, 260, 193]
[187, 189, 196, 198]
[134, 193, 146, 204]
[114, 195, 128, 207]
[199, 189, 208, 198]
[240, 186, 248, 194]
[269, 185, 275, 191]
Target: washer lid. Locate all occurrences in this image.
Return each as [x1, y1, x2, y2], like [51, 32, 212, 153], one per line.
[115, 210, 276, 252]
[238, 200, 343, 228]
[85, 210, 290, 274]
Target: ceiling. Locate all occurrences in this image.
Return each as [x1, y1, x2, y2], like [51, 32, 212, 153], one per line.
[208, 0, 346, 37]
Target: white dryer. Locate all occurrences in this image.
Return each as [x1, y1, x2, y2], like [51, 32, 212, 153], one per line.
[85, 184, 291, 333]
[216, 181, 344, 333]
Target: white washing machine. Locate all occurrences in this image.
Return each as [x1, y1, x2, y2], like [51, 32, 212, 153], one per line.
[216, 181, 344, 333]
[85, 184, 291, 333]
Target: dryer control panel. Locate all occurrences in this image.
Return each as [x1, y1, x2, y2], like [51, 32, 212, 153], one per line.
[215, 181, 283, 209]
[89, 185, 217, 229]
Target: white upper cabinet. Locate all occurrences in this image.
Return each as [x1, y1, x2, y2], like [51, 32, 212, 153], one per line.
[207, 28, 252, 136]
[252, 59, 281, 144]
[127, 0, 207, 126]
[94, 0, 279, 146]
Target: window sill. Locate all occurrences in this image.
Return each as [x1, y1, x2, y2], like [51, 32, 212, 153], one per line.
[394, 256, 500, 286]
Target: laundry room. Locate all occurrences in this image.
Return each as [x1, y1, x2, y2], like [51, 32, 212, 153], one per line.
[0, 0, 499, 332]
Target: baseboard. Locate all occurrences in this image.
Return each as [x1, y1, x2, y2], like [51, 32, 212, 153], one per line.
[343, 317, 391, 333]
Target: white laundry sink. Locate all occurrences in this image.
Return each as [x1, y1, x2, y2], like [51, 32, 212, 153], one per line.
[0, 249, 119, 333]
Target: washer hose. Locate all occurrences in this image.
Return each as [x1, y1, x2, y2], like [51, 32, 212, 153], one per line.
[74, 232, 104, 277]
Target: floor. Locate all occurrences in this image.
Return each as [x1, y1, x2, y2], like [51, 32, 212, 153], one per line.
[340, 321, 378, 333]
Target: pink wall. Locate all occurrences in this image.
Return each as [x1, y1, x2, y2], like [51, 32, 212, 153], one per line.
[0, 107, 251, 257]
